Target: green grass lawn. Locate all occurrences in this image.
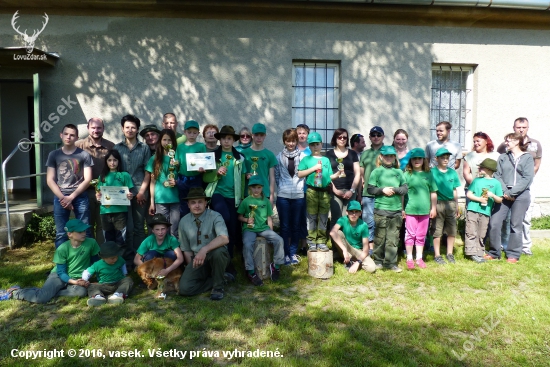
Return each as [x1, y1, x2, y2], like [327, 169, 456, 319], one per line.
[1, 238, 550, 366]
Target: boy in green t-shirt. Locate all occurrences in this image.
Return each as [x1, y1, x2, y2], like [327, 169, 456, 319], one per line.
[329, 200, 376, 274]
[133, 214, 184, 276]
[465, 158, 503, 263]
[83, 241, 134, 306]
[298, 132, 341, 252]
[241, 123, 278, 205]
[430, 148, 461, 265]
[237, 176, 284, 286]
[175, 120, 207, 217]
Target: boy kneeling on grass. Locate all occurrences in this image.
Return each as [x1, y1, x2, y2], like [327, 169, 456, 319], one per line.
[465, 158, 503, 263]
[83, 241, 134, 306]
[238, 175, 284, 286]
[329, 200, 376, 274]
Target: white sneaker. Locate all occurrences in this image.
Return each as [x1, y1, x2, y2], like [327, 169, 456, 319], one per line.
[291, 255, 301, 265]
[107, 292, 124, 304]
[87, 295, 106, 307]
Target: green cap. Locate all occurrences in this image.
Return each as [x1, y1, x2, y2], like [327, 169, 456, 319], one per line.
[479, 158, 497, 172]
[409, 148, 426, 159]
[64, 219, 90, 233]
[248, 175, 264, 186]
[347, 200, 361, 212]
[380, 145, 397, 156]
[436, 147, 452, 157]
[184, 120, 200, 130]
[251, 123, 266, 134]
[307, 132, 322, 144]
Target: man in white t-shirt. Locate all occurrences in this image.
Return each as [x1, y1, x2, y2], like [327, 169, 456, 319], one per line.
[497, 117, 542, 256]
[425, 121, 463, 169]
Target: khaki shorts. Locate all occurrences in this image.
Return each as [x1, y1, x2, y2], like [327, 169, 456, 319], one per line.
[432, 200, 457, 238]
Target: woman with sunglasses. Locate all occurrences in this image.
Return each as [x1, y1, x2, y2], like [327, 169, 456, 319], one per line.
[235, 127, 252, 153]
[463, 132, 500, 203]
[326, 128, 361, 222]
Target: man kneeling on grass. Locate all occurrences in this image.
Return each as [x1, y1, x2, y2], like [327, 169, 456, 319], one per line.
[178, 187, 231, 301]
[83, 241, 134, 306]
[329, 200, 376, 274]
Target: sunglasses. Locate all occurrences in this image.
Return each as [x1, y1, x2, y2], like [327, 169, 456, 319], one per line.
[370, 133, 383, 138]
[240, 134, 251, 139]
[337, 136, 348, 140]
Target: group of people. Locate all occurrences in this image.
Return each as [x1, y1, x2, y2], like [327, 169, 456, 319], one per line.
[0, 114, 541, 303]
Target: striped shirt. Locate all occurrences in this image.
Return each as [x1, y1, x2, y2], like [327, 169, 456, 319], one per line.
[113, 140, 151, 191]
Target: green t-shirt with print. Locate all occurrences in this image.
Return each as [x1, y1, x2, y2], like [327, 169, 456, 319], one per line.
[85, 256, 125, 284]
[368, 166, 406, 211]
[146, 155, 179, 204]
[52, 238, 101, 280]
[215, 151, 237, 199]
[237, 196, 272, 233]
[97, 171, 134, 214]
[467, 177, 503, 216]
[430, 167, 461, 201]
[137, 234, 180, 256]
[241, 147, 278, 198]
[404, 170, 438, 215]
[360, 147, 382, 197]
[175, 142, 207, 177]
[298, 155, 333, 188]
[336, 216, 369, 250]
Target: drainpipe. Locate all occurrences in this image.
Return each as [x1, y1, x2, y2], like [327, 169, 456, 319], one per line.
[359, 0, 550, 11]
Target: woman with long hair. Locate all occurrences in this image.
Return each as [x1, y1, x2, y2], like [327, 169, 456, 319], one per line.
[487, 133, 534, 263]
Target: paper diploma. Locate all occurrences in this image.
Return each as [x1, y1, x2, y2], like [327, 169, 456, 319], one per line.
[186, 152, 216, 171]
[100, 186, 130, 206]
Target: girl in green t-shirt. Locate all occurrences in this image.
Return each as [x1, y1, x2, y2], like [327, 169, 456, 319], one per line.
[367, 145, 408, 272]
[147, 129, 180, 237]
[403, 148, 437, 270]
[95, 150, 134, 248]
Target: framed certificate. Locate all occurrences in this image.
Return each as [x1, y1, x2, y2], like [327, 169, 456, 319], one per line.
[186, 152, 216, 171]
[99, 186, 131, 206]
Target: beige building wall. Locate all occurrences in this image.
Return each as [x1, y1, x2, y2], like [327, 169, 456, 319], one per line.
[0, 15, 548, 200]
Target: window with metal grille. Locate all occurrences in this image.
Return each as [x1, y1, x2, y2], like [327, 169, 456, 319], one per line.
[292, 62, 339, 148]
[430, 65, 474, 148]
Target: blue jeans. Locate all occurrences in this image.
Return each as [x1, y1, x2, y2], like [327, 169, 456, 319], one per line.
[142, 250, 177, 262]
[12, 272, 87, 303]
[210, 194, 238, 258]
[242, 230, 285, 271]
[276, 196, 305, 257]
[177, 175, 203, 218]
[53, 192, 90, 248]
[361, 196, 375, 242]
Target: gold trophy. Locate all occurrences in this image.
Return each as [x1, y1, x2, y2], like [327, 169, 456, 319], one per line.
[90, 179, 110, 208]
[336, 158, 346, 178]
[247, 204, 258, 228]
[156, 275, 167, 300]
[164, 144, 178, 188]
[481, 188, 489, 207]
[251, 157, 259, 176]
[220, 154, 232, 176]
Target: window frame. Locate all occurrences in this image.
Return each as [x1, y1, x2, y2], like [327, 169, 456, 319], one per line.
[430, 65, 474, 148]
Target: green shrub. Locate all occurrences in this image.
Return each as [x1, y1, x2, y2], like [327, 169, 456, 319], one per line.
[532, 215, 550, 230]
[22, 213, 56, 244]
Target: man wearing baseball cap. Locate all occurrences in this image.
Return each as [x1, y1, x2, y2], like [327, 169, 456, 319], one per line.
[359, 126, 385, 254]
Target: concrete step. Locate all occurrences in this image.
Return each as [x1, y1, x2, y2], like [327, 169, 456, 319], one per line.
[0, 226, 25, 247]
[0, 211, 33, 227]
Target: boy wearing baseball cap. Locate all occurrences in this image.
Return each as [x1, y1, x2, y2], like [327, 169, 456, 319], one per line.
[83, 241, 134, 306]
[298, 132, 341, 252]
[5, 219, 100, 303]
[465, 158, 503, 263]
[430, 147, 461, 265]
[241, 123, 278, 206]
[175, 120, 207, 217]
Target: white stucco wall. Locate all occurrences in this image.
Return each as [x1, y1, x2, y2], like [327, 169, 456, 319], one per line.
[0, 14, 548, 201]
